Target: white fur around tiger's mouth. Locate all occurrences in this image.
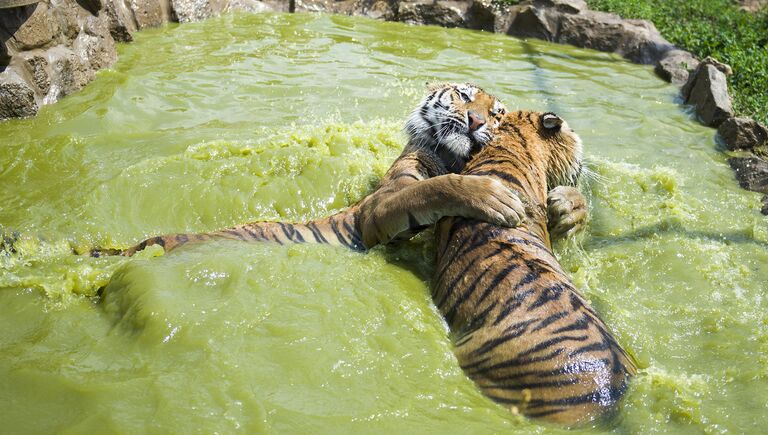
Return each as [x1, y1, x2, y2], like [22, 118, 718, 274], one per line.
[405, 106, 493, 160]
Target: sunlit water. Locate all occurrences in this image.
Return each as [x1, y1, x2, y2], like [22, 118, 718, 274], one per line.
[1, 12, 766, 434]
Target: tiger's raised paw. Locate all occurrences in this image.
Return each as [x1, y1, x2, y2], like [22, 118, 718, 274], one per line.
[547, 185, 587, 239]
[459, 175, 526, 228]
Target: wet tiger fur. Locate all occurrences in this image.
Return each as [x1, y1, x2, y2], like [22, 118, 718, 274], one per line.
[433, 110, 635, 425]
[95, 84, 585, 257]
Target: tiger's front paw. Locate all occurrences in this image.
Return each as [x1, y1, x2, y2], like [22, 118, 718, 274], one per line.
[460, 175, 526, 228]
[547, 186, 587, 239]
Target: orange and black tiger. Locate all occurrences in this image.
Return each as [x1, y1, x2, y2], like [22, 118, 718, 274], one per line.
[95, 83, 549, 257]
[433, 110, 635, 425]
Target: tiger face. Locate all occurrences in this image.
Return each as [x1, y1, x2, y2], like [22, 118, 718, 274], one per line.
[494, 110, 583, 191]
[405, 83, 507, 168]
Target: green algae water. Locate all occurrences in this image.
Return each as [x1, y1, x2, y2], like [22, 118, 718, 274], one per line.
[1, 12, 767, 433]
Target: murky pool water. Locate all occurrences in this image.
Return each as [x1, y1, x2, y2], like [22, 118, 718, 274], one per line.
[1, 12, 767, 434]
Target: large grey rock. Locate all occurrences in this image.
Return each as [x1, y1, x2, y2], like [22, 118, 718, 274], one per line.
[762, 194, 768, 215]
[0, 70, 38, 119]
[655, 49, 699, 85]
[18, 51, 51, 95]
[681, 61, 734, 127]
[556, 11, 674, 64]
[728, 156, 768, 194]
[73, 15, 117, 71]
[532, 0, 586, 14]
[102, 0, 138, 42]
[226, 0, 274, 15]
[507, 5, 556, 40]
[718, 117, 768, 151]
[397, 0, 468, 28]
[172, 0, 227, 23]
[0, 3, 60, 52]
[44, 45, 91, 103]
[464, 0, 497, 31]
[130, 0, 173, 28]
[297, 0, 388, 18]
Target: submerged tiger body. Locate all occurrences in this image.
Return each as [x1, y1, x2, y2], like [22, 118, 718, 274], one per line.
[98, 83, 584, 257]
[433, 110, 635, 425]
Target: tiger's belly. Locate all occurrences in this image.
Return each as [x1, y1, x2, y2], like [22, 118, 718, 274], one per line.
[433, 220, 636, 426]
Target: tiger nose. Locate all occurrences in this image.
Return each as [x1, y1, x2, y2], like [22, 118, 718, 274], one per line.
[468, 111, 486, 132]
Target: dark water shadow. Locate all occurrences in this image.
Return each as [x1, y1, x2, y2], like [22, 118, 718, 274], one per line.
[584, 219, 768, 250]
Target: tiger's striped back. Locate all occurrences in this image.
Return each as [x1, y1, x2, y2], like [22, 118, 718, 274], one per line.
[433, 110, 635, 425]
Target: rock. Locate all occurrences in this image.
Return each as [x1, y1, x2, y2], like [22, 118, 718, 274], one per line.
[718, 117, 768, 151]
[73, 15, 117, 71]
[533, 0, 587, 14]
[701, 56, 732, 76]
[0, 3, 60, 52]
[681, 62, 733, 127]
[728, 156, 768, 194]
[508, 5, 556, 41]
[655, 49, 699, 85]
[555, 11, 674, 64]
[226, 0, 273, 15]
[464, 0, 496, 32]
[102, 0, 138, 42]
[130, 0, 174, 29]
[172, 0, 228, 23]
[0, 70, 38, 119]
[762, 194, 768, 215]
[18, 51, 51, 95]
[362, 0, 396, 20]
[397, 1, 468, 28]
[44, 45, 91, 104]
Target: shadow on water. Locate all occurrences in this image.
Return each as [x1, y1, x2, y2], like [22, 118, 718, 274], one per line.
[584, 218, 768, 249]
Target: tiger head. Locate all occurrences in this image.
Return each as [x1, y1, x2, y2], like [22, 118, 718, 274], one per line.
[466, 110, 583, 206]
[404, 83, 506, 171]
[503, 110, 583, 191]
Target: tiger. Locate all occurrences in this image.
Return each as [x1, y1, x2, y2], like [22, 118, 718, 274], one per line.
[432, 109, 636, 426]
[94, 83, 586, 257]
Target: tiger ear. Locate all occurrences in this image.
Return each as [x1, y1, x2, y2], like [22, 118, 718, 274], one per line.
[542, 112, 563, 130]
[426, 82, 448, 92]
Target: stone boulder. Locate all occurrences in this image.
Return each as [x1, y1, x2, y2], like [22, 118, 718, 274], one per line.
[681, 59, 734, 127]
[762, 195, 768, 215]
[0, 70, 38, 118]
[655, 49, 699, 85]
[397, 1, 469, 28]
[130, 0, 174, 29]
[507, 4, 556, 41]
[718, 117, 768, 151]
[728, 156, 768, 194]
[555, 11, 673, 64]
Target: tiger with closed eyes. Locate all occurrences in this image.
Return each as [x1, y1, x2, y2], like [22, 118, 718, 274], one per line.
[434, 110, 635, 425]
[94, 83, 586, 257]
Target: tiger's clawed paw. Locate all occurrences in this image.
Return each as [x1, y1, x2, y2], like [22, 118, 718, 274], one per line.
[547, 186, 587, 239]
[461, 175, 526, 228]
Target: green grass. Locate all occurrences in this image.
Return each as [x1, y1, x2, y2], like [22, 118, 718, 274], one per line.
[585, 0, 768, 125]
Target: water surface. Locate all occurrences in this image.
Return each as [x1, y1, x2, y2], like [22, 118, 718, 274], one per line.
[1, 12, 767, 434]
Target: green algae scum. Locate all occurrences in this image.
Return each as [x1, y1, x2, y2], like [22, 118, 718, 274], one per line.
[1, 12, 767, 433]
